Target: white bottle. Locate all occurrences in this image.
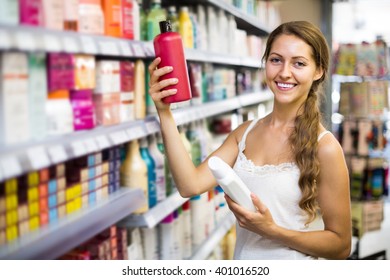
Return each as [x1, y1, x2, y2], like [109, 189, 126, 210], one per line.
[159, 213, 175, 260]
[141, 227, 159, 260]
[208, 156, 256, 212]
[181, 201, 192, 259]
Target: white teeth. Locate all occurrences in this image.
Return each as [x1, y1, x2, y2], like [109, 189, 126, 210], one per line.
[277, 82, 294, 88]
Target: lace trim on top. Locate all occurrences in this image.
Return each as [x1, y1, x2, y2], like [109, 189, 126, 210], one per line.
[236, 151, 300, 176]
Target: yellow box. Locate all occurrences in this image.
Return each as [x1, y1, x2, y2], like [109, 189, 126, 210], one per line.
[29, 216, 40, 231]
[6, 209, 18, 226]
[66, 186, 75, 202]
[28, 201, 40, 217]
[74, 197, 82, 211]
[28, 186, 39, 202]
[5, 179, 17, 194]
[66, 200, 75, 214]
[6, 224, 18, 242]
[5, 194, 17, 210]
[28, 172, 39, 187]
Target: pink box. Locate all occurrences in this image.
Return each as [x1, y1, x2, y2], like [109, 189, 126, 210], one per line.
[70, 89, 96, 130]
[47, 53, 75, 91]
[19, 0, 42, 26]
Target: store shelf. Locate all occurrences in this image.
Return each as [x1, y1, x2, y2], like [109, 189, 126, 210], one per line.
[0, 24, 262, 68]
[119, 191, 189, 228]
[0, 187, 145, 260]
[164, 0, 271, 36]
[189, 212, 236, 260]
[0, 92, 272, 182]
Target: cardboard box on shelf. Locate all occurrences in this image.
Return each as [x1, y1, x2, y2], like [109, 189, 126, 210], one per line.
[351, 199, 384, 238]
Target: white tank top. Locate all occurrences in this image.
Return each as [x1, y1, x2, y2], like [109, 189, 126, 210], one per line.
[232, 118, 327, 260]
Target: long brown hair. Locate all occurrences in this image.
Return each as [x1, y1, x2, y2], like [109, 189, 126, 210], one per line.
[262, 21, 330, 224]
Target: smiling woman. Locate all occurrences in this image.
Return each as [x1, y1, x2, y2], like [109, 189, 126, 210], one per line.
[148, 20, 351, 260]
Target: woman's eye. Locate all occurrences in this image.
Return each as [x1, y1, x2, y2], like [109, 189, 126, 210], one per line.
[270, 58, 281, 63]
[295, 61, 305, 67]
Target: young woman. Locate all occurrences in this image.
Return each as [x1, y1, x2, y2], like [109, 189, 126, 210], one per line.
[147, 21, 351, 260]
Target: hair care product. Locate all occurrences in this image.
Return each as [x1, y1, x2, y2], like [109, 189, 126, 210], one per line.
[153, 20, 192, 104]
[139, 137, 157, 208]
[120, 140, 148, 213]
[148, 134, 166, 202]
[208, 156, 255, 212]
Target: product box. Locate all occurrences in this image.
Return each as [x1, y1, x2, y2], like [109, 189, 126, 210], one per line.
[351, 199, 384, 238]
[41, 0, 64, 30]
[19, 0, 42, 26]
[101, 0, 122, 37]
[47, 53, 75, 91]
[70, 89, 96, 130]
[78, 0, 104, 35]
[0, 0, 19, 25]
[28, 53, 48, 141]
[74, 55, 96, 90]
[64, 0, 79, 31]
[0, 52, 30, 145]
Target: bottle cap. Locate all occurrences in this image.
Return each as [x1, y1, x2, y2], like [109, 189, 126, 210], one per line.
[159, 20, 172, 33]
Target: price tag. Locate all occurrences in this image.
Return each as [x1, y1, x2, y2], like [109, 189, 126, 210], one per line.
[27, 146, 50, 170]
[109, 131, 128, 145]
[0, 30, 12, 49]
[62, 36, 79, 53]
[43, 34, 62, 52]
[98, 40, 120, 56]
[47, 145, 68, 164]
[145, 121, 160, 134]
[118, 41, 133, 56]
[95, 135, 110, 150]
[80, 36, 98, 54]
[127, 126, 145, 140]
[131, 43, 144, 57]
[71, 141, 87, 157]
[0, 155, 22, 179]
[83, 138, 98, 153]
[15, 32, 36, 51]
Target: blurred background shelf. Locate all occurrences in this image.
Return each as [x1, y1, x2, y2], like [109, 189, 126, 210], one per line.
[0, 188, 145, 259]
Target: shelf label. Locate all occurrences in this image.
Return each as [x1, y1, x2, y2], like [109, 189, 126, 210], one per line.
[43, 34, 62, 52]
[15, 31, 36, 51]
[127, 126, 145, 140]
[80, 36, 98, 54]
[0, 30, 12, 49]
[0, 155, 22, 179]
[118, 41, 133, 56]
[71, 141, 87, 157]
[143, 42, 155, 56]
[145, 121, 160, 134]
[83, 138, 98, 153]
[27, 146, 50, 170]
[109, 131, 128, 145]
[98, 40, 120, 56]
[95, 135, 110, 150]
[62, 36, 79, 53]
[131, 43, 144, 57]
[47, 145, 68, 164]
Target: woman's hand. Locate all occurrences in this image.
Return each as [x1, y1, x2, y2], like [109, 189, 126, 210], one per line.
[225, 193, 278, 239]
[148, 57, 179, 111]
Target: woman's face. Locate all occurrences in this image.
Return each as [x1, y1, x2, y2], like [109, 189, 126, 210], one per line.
[265, 34, 323, 107]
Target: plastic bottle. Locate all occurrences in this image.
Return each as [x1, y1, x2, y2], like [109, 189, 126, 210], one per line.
[148, 133, 166, 202]
[178, 6, 193, 49]
[141, 227, 159, 259]
[157, 132, 175, 196]
[153, 20, 192, 104]
[146, 0, 166, 41]
[134, 59, 146, 119]
[181, 201, 192, 259]
[187, 122, 201, 166]
[139, 137, 157, 208]
[208, 156, 256, 212]
[159, 213, 175, 260]
[167, 6, 179, 32]
[120, 140, 148, 213]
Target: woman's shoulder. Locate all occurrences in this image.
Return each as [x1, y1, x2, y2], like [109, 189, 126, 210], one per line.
[317, 129, 344, 162]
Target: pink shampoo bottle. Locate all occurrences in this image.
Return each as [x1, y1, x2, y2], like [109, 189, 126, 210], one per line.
[153, 20, 192, 103]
